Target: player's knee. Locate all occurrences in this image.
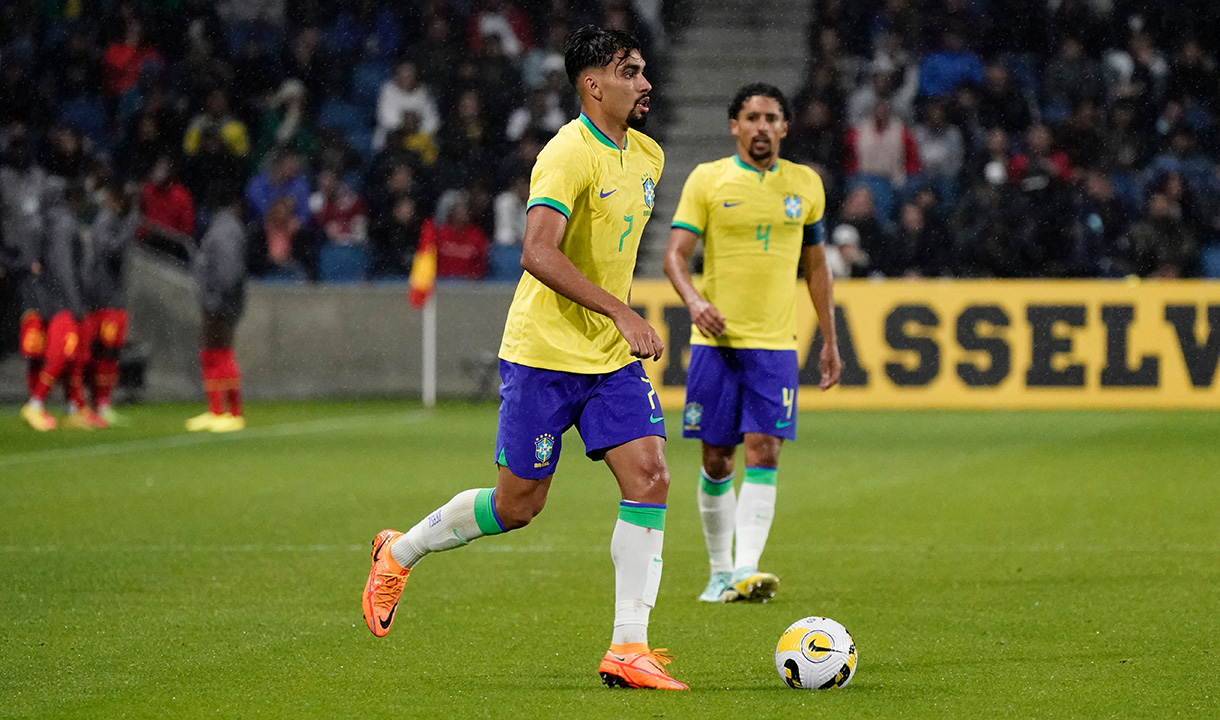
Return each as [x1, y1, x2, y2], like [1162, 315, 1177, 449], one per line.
[703, 456, 733, 479]
[497, 495, 546, 530]
[636, 462, 671, 499]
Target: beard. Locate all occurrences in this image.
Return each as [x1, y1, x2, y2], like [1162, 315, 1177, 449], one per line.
[627, 108, 648, 130]
[749, 138, 773, 163]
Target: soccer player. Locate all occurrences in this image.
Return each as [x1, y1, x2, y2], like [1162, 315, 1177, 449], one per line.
[185, 183, 247, 433]
[663, 83, 842, 604]
[74, 183, 141, 427]
[363, 26, 687, 690]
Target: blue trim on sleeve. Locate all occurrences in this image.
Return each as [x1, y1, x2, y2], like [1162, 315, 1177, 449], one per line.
[803, 219, 826, 246]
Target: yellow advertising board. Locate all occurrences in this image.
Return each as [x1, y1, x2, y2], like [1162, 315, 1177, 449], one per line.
[630, 279, 1220, 409]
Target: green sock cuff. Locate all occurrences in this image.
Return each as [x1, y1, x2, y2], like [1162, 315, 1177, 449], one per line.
[699, 469, 734, 496]
[473, 488, 506, 535]
[743, 467, 777, 486]
[618, 501, 666, 531]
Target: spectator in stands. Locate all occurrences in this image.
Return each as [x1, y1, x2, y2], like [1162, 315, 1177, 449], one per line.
[375, 61, 440, 149]
[245, 149, 310, 225]
[249, 195, 315, 279]
[847, 62, 916, 127]
[312, 169, 368, 247]
[1167, 38, 1217, 113]
[1059, 100, 1106, 171]
[835, 187, 891, 276]
[253, 79, 316, 169]
[1075, 169, 1134, 277]
[40, 126, 90, 183]
[1011, 125, 1075, 275]
[1126, 191, 1197, 278]
[505, 88, 566, 142]
[896, 200, 954, 277]
[1099, 98, 1148, 175]
[116, 113, 169, 183]
[824, 224, 870, 279]
[1141, 128, 1219, 211]
[282, 26, 327, 99]
[976, 64, 1033, 136]
[368, 163, 422, 278]
[493, 174, 528, 247]
[918, 28, 983, 98]
[409, 16, 461, 90]
[427, 191, 488, 280]
[57, 30, 103, 99]
[398, 112, 440, 168]
[103, 19, 162, 98]
[521, 23, 567, 90]
[476, 34, 525, 129]
[954, 160, 1039, 277]
[440, 90, 495, 181]
[183, 128, 246, 212]
[845, 98, 921, 188]
[787, 99, 844, 178]
[140, 154, 195, 257]
[912, 98, 964, 182]
[466, 0, 535, 59]
[1042, 37, 1104, 119]
[184, 89, 250, 159]
[231, 37, 282, 122]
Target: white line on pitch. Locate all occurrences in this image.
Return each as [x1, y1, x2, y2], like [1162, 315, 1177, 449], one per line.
[0, 410, 430, 468]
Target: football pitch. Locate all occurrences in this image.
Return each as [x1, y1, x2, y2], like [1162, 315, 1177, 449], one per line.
[2, 401, 1217, 719]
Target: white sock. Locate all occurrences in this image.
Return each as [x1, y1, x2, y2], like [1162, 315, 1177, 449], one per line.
[734, 467, 777, 572]
[611, 502, 666, 646]
[28, 398, 44, 412]
[390, 488, 506, 569]
[697, 468, 736, 574]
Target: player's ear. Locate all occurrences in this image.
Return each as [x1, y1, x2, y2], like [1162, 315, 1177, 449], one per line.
[778, 119, 789, 140]
[582, 71, 603, 102]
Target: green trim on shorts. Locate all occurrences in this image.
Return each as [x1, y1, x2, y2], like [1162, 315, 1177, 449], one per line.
[744, 467, 777, 486]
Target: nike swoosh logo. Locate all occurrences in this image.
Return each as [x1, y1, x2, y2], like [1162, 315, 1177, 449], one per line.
[775, 420, 792, 428]
[378, 605, 396, 630]
[600, 189, 617, 198]
[649, 414, 663, 423]
[452, 529, 468, 544]
[723, 201, 743, 207]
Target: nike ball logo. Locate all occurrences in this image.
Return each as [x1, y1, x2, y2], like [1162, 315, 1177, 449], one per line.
[723, 201, 743, 207]
[600, 189, 617, 198]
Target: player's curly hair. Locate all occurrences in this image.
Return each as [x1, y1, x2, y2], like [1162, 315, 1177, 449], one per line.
[564, 25, 641, 88]
[728, 83, 792, 121]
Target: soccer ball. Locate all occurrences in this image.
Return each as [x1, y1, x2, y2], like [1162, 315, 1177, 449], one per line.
[774, 616, 858, 690]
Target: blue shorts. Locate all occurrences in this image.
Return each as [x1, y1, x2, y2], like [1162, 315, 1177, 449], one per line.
[495, 360, 666, 480]
[681, 345, 798, 446]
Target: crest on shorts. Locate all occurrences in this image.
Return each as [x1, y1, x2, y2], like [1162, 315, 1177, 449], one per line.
[534, 433, 555, 464]
[642, 176, 655, 209]
[784, 195, 802, 219]
[683, 402, 703, 431]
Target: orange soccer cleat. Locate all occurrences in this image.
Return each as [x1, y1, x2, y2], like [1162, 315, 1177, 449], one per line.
[362, 529, 410, 637]
[21, 402, 57, 432]
[598, 646, 689, 690]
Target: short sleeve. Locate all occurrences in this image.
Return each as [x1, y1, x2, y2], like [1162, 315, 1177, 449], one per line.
[803, 166, 827, 226]
[671, 165, 708, 235]
[527, 139, 592, 219]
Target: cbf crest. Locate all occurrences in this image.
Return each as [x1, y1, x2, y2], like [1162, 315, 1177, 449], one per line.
[683, 402, 703, 431]
[534, 433, 555, 467]
[642, 176, 656, 209]
[784, 195, 802, 219]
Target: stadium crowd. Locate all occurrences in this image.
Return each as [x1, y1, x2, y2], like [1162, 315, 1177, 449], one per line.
[797, 0, 1220, 280]
[0, 0, 1217, 297]
[0, 0, 671, 288]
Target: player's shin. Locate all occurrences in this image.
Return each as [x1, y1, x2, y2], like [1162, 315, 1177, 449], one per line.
[734, 467, 777, 571]
[698, 468, 736, 573]
[611, 501, 665, 648]
[390, 488, 506, 569]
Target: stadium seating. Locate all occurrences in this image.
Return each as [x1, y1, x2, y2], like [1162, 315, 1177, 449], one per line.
[319, 243, 370, 283]
[1202, 244, 1220, 279]
[488, 245, 525, 282]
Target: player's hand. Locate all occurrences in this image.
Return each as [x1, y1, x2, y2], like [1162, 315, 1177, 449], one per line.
[688, 297, 726, 337]
[819, 342, 842, 390]
[614, 309, 665, 361]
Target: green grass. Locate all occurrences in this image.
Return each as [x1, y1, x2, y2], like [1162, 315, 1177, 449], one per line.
[1, 401, 1217, 718]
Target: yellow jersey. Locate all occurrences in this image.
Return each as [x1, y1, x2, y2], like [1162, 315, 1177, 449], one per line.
[499, 114, 664, 373]
[671, 155, 825, 350]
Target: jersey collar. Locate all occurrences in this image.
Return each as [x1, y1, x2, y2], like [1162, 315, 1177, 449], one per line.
[580, 113, 628, 151]
[733, 154, 778, 175]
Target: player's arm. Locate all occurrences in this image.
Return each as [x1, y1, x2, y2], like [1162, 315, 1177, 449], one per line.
[520, 205, 664, 360]
[663, 226, 725, 337]
[802, 222, 841, 390]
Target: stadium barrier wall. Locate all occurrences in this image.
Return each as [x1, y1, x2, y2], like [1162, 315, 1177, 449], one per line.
[54, 258, 1210, 408]
[630, 279, 1220, 409]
